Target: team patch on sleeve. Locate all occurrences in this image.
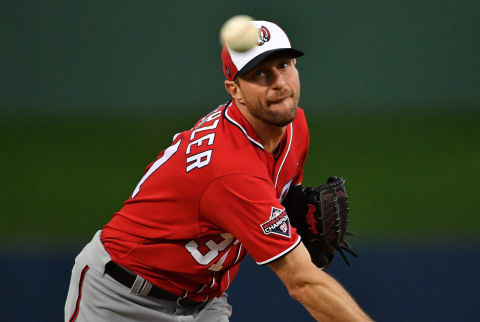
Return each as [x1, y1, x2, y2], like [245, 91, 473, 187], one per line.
[260, 207, 291, 238]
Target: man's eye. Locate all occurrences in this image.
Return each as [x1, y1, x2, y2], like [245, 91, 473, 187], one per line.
[256, 70, 267, 78]
[279, 62, 289, 69]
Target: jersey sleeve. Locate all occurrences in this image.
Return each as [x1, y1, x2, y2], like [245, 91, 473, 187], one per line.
[199, 173, 301, 265]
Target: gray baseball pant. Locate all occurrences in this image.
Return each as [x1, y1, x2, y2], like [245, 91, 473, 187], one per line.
[65, 231, 232, 322]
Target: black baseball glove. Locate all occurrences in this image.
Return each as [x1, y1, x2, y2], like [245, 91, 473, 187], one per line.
[282, 177, 357, 269]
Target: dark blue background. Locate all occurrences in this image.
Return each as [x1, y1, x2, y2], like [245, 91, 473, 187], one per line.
[2, 243, 478, 322]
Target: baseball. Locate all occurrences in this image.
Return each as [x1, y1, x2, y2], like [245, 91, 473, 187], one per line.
[220, 15, 258, 52]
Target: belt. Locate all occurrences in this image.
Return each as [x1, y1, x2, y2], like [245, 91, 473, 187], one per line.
[105, 261, 199, 306]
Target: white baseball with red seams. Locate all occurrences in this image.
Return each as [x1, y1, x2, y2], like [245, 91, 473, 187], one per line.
[220, 15, 257, 52]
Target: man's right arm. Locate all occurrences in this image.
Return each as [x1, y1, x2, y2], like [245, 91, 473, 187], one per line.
[269, 242, 372, 322]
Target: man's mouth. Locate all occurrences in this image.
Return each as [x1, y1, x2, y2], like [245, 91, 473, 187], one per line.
[268, 94, 292, 105]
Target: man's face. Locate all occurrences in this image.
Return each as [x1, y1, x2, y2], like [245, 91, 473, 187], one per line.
[236, 53, 301, 127]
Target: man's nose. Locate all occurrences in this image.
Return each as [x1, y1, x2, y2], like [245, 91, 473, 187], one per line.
[270, 69, 287, 89]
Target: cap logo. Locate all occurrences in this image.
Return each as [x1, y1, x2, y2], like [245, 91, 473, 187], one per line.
[257, 26, 271, 46]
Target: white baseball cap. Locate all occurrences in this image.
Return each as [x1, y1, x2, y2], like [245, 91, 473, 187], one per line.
[221, 20, 304, 80]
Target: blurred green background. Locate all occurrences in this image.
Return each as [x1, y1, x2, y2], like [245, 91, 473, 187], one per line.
[2, 112, 479, 243]
[1, 1, 479, 321]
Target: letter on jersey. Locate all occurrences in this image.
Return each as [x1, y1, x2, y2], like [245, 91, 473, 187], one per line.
[186, 150, 212, 172]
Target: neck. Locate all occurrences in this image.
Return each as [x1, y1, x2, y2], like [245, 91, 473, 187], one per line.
[235, 102, 287, 153]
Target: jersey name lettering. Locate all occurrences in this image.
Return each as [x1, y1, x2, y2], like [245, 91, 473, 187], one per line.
[185, 109, 221, 172]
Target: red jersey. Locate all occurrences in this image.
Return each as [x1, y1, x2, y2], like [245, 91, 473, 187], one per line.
[101, 100, 310, 302]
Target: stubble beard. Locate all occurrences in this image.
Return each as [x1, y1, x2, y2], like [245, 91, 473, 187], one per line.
[244, 89, 300, 127]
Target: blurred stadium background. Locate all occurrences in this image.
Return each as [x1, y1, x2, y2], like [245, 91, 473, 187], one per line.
[1, 1, 479, 321]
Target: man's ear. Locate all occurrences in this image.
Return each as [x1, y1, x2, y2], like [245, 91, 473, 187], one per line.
[224, 80, 243, 103]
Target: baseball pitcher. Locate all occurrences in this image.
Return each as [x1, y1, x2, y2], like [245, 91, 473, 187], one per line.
[65, 19, 371, 322]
